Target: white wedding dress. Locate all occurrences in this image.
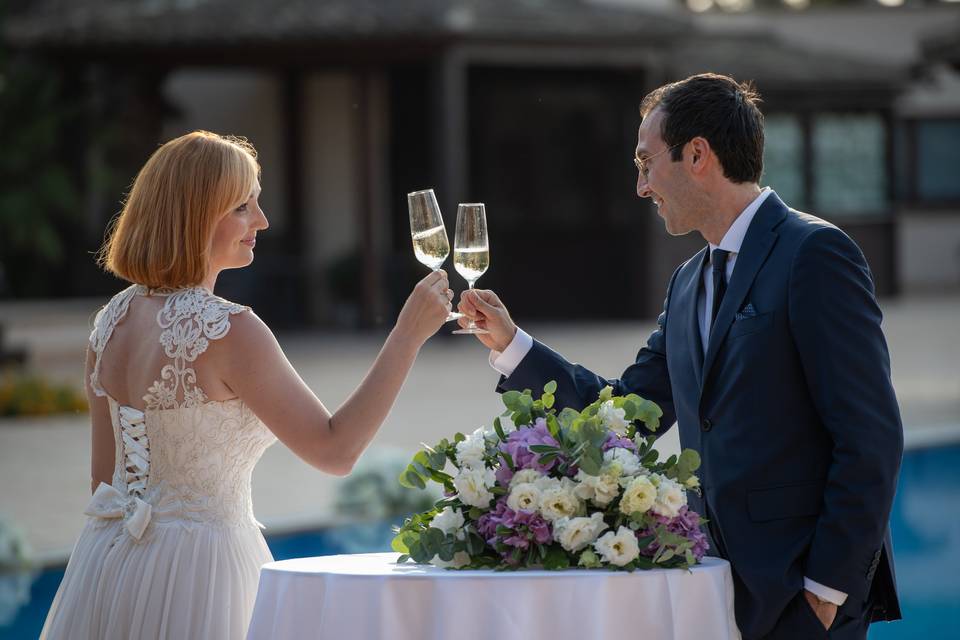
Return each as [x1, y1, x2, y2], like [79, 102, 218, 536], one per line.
[41, 285, 277, 639]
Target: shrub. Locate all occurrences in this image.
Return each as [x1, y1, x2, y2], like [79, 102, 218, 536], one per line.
[0, 372, 87, 417]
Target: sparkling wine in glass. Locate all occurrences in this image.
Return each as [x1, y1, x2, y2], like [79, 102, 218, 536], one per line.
[452, 203, 490, 335]
[407, 188, 462, 322]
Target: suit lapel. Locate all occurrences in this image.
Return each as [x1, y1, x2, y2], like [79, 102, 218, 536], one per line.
[701, 195, 787, 388]
[679, 247, 709, 390]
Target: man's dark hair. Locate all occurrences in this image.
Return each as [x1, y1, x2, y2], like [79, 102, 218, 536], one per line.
[639, 73, 764, 184]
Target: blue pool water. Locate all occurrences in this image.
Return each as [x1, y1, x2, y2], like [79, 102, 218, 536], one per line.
[2, 445, 958, 639]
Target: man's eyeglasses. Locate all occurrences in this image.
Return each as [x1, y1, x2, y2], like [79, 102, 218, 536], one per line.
[633, 142, 683, 177]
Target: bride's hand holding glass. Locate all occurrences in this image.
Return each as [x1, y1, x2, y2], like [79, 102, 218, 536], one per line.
[408, 188, 463, 322]
[394, 270, 454, 345]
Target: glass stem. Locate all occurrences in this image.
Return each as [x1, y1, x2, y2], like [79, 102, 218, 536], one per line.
[467, 281, 476, 328]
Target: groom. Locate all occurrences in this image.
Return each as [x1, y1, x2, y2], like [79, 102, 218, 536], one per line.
[458, 73, 902, 640]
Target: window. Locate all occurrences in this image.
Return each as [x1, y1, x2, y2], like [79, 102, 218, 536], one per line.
[915, 119, 960, 202]
[812, 113, 888, 216]
[762, 114, 805, 208]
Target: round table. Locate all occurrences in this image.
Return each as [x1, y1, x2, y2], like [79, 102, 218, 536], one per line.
[246, 552, 741, 640]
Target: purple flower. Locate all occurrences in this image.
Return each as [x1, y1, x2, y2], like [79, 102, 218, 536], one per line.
[476, 498, 553, 564]
[637, 506, 709, 561]
[497, 418, 562, 484]
[602, 432, 637, 452]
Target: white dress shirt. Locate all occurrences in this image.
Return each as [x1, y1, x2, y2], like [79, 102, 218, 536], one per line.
[698, 188, 771, 353]
[489, 188, 846, 606]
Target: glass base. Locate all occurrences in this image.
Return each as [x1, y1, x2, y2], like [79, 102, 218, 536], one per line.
[452, 326, 490, 335]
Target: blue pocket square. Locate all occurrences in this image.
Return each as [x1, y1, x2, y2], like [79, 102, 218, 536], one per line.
[736, 303, 757, 321]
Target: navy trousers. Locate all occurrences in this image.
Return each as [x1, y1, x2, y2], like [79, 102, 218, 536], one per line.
[762, 592, 873, 640]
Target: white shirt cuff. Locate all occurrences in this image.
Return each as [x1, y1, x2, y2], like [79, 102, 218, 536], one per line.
[489, 328, 533, 377]
[803, 577, 848, 606]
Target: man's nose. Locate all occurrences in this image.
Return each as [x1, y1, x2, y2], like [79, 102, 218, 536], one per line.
[636, 173, 652, 199]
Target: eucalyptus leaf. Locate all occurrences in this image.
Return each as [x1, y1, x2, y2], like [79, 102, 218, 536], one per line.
[543, 546, 571, 570]
[429, 450, 447, 470]
[422, 528, 445, 554]
[404, 470, 426, 490]
[558, 408, 580, 430]
[656, 548, 676, 563]
[408, 540, 430, 563]
[493, 417, 507, 441]
[412, 461, 431, 478]
[577, 455, 601, 476]
[391, 534, 410, 553]
[502, 390, 523, 411]
[546, 415, 561, 440]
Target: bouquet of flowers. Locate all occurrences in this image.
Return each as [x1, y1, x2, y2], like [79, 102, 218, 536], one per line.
[392, 382, 709, 571]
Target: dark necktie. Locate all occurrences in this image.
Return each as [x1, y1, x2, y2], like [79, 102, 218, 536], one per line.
[711, 249, 730, 324]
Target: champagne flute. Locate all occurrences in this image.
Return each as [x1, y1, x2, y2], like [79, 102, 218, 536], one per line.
[451, 203, 490, 335]
[407, 188, 462, 322]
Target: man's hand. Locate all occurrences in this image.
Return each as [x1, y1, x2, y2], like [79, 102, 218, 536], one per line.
[803, 589, 838, 630]
[456, 289, 517, 352]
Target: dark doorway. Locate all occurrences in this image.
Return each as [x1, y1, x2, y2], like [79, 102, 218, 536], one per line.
[467, 65, 649, 321]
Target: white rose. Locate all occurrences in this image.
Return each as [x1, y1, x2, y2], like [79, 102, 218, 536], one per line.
[430, 550, 471, 569]
[598, 400, 629, 434]
[554, 513, 609, 552]
[619, 475, 657, 517]
[456, 428, 487, 469]
[506, 482, 542, 513]
[430, 507, 465, 540]
[574, 470, 621, 507]
[651, 476, 687, 518]
[533, 475, 560, 492]
[453, 466, 496, 508]
[509, 468, 545, 489]
[538, 478, 584, 522]
[602, 447, 642, 477]
[593, 526, 641, 567]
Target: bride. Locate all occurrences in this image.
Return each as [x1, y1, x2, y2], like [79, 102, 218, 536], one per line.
[41, 131, 453, 639]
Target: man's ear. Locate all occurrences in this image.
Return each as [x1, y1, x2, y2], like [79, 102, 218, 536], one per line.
[688, 137, 712, 175]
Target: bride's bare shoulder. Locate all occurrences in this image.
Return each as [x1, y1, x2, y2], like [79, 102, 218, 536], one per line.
[207, 305, 283, 362]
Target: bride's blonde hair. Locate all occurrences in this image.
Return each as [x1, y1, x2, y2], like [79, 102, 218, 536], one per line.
[98, 130, 260, 289]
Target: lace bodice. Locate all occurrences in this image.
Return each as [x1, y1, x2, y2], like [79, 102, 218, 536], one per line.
[85, 285, 277, 539]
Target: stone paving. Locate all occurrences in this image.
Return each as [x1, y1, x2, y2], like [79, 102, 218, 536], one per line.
[1, 293, 957, 564]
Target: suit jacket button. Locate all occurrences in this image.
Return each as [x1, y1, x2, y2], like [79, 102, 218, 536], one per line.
[701, 419, 713, 432]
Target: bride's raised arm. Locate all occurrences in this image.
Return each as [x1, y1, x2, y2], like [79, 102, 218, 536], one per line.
[213, 269, 451, 476]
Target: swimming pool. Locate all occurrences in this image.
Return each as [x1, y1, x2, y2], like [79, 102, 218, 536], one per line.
[2, 444, 958, 639]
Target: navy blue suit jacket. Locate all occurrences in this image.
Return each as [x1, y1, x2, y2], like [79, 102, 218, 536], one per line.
[498, 194, 903, 639]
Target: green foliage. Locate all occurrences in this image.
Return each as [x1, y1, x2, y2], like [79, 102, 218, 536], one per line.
[0, 31, 84, 294]
[335, 449, 440, 521]
[0, 513, 34, 571]
[392, 380, 705, 571]
[0, 371, 87, 417]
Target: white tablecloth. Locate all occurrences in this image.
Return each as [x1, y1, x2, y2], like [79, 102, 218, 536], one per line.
[246, 552, 741, 640]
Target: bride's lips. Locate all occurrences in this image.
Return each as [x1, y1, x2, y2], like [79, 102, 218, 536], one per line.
[241, 237, 256, 247]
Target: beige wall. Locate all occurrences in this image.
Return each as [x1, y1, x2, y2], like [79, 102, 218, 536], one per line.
[303, 73, 360, 273]
[898, 211, 960, 292]
[302, 72, 363, 323]
[160, 69, 288, 232]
